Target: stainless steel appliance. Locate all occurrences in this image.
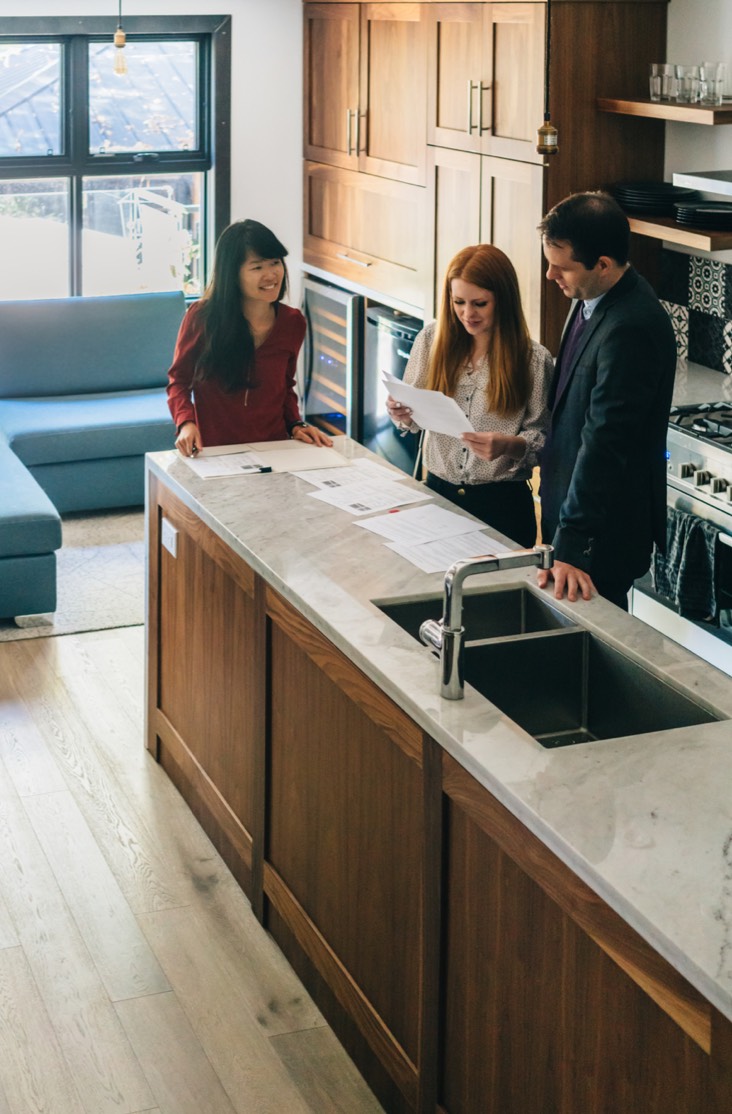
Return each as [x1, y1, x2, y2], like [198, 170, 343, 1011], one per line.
[631, 402, 732, 675]
[301, 277, 363, 438]
[363, 305, 422, 475]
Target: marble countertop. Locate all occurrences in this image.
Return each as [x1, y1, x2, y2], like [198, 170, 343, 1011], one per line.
[147, 441, 732, 1024]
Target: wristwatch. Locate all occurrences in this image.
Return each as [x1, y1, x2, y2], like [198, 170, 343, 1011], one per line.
[289, 420, 309, 436]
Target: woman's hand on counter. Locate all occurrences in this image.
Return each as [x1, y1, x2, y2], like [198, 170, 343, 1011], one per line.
[291, 424, 333, 447]
[175, 421, 201, 457]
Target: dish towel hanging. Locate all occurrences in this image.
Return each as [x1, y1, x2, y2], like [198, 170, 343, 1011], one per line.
[652, 506, 720, 620]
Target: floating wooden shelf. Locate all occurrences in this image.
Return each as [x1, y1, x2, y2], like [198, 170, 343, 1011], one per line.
[627, 215, 732, 251]
[598, 97, 732, 125]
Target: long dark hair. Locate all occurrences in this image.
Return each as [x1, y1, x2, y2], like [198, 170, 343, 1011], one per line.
[194, 219, 290, 391]
[428, 244, 532, 416]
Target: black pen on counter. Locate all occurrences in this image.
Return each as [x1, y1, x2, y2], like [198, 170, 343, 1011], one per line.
[190, 446, 199, 457]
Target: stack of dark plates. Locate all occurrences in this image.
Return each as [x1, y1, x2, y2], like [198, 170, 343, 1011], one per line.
[674, 201, 732, 229]
[610, 181, 701, 216]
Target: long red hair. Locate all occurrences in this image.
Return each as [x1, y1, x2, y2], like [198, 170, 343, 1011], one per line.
[427, 244, 532, 416]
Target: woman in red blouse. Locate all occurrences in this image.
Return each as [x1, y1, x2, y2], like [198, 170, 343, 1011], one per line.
[167, 219, 332, 455]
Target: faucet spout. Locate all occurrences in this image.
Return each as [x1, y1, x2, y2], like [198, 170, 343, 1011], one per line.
[419, 544, 554, 700]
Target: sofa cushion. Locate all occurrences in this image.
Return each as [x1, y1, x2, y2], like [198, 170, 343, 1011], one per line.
[0, 439, 61, 558]
[0, 390, 175, 466]
[0, 291, 185, 398]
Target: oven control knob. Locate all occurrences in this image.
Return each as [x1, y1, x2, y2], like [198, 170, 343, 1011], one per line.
[693, 470, 712, 486]
[712, 478, 729, 494]
[680, 462, 697, 479]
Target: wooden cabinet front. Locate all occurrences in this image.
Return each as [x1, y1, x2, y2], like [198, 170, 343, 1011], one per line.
[440, 752, 730, 1114]
[146, 478, 265, 896]
[428, 3, 544, 164]
[360, 3, 427, 185]
[304, 160, 427, 306]
[304, 2, 427, 186]
[427, 145, 543, 334]
[264, 587, 433, 1113]
[304, 2, 361, 170]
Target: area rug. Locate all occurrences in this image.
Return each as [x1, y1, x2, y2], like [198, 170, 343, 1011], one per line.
[0, 509, 145, 642]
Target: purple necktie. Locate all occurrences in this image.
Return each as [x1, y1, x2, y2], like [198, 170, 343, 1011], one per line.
[553, 305, 588, 403]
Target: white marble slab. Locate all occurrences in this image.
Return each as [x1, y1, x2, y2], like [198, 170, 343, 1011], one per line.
[146, 441, 732, 1026]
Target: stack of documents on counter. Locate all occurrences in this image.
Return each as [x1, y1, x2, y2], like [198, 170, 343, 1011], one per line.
[181, 440, 350, 478]
[300, 458, 431, 515]
[356, 503, 509, 573]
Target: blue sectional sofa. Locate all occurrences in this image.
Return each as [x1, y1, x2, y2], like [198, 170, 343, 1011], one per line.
[0, 290, 185, 619]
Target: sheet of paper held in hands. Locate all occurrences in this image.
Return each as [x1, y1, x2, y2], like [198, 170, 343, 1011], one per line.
[382, 372, 474, 436]
[355, 502, 510, 572]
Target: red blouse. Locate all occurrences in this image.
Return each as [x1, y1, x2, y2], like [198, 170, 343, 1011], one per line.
[166, 300, 306, 447]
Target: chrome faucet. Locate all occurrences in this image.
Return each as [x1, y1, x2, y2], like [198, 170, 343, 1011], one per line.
[419, 544, 554, 700]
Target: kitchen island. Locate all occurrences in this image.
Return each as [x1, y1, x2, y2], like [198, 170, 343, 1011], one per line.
[145, 441, 732, 1114]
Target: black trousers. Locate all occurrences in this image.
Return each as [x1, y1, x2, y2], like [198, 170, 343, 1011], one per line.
[426, 473, 538, 549]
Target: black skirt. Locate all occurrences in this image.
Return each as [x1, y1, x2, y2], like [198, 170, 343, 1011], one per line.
[426, 473, 538, 549]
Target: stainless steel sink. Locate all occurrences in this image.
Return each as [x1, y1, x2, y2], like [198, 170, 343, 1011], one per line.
[463, 628, 722, 747]
[375, 585, 575, 645]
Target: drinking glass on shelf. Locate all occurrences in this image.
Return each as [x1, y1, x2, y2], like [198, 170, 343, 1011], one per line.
[699, 61, 726, 106]
[649, 63, 675, 102]
[674, 64, 700, 103]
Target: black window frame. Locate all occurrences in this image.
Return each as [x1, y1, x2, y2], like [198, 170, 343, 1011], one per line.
[0, 14, 231, 296]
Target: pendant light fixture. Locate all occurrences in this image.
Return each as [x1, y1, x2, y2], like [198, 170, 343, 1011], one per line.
[536, 0, 559, 156]
[113, 0, 127, 76]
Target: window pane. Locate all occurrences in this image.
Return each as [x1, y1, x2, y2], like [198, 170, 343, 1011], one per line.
[0, 43, 63, 157]
[0, 178, 69, 298]
[82, 173, 202, 296]
[88, 41, 198, 154]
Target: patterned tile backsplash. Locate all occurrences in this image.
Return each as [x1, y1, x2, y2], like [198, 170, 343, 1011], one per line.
[659, 249, 732, 375]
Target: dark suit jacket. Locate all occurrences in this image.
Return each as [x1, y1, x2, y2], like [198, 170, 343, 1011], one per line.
[539, 266, 677, 589]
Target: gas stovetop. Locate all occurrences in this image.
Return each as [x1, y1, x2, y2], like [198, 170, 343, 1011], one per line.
[669, 402, 732, 448]
[667, 404, 732, 521]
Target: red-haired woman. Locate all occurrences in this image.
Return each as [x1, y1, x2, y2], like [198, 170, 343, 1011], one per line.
[388, 244, 552, 547]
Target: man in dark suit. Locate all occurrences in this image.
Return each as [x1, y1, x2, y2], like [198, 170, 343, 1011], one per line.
[537, 192, 677, 609]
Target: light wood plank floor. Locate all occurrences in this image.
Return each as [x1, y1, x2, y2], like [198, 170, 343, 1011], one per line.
[0, 627, 384, 1114]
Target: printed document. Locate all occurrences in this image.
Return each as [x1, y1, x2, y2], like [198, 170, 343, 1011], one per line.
[308, 479, 431, 515]
[383, 373, 474, 436]
[182, 449, 269, 478]
[355, 503, 483, 544]
[294, 458, 409, 489]
[387, 531, 510, 574]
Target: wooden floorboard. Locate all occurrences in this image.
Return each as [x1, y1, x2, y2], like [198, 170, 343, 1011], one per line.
[0, 627, 383, 1114]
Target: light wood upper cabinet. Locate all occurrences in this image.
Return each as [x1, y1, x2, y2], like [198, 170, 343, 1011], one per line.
[304, 2, 427, 186]
[428, 3, 545, 164]
[427, 146, 543, 336]
[304, 3, 361, 170]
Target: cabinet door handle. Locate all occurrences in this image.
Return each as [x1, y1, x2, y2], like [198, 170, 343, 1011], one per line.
[336, 252, 372, 268]
[467, 79, 479, 134]
[355, 110, 362, 155]
[479, 82, 492, 134]
[346, 108, 353, 156]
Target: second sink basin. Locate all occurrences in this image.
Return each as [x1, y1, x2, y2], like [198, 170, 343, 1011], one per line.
[376, 584, 575, 644]
[463, 628, 722, 747]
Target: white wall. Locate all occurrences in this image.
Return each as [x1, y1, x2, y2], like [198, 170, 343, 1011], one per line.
[666, 0, 732, 262]
[0, 1, 304, 288]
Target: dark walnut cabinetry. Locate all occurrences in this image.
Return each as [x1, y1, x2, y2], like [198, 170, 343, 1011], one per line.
[147, 474, 732, 1114]
[303, 0, 670, 352]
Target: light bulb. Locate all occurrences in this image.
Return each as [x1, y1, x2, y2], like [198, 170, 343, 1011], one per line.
[114, 46, 127, 76]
